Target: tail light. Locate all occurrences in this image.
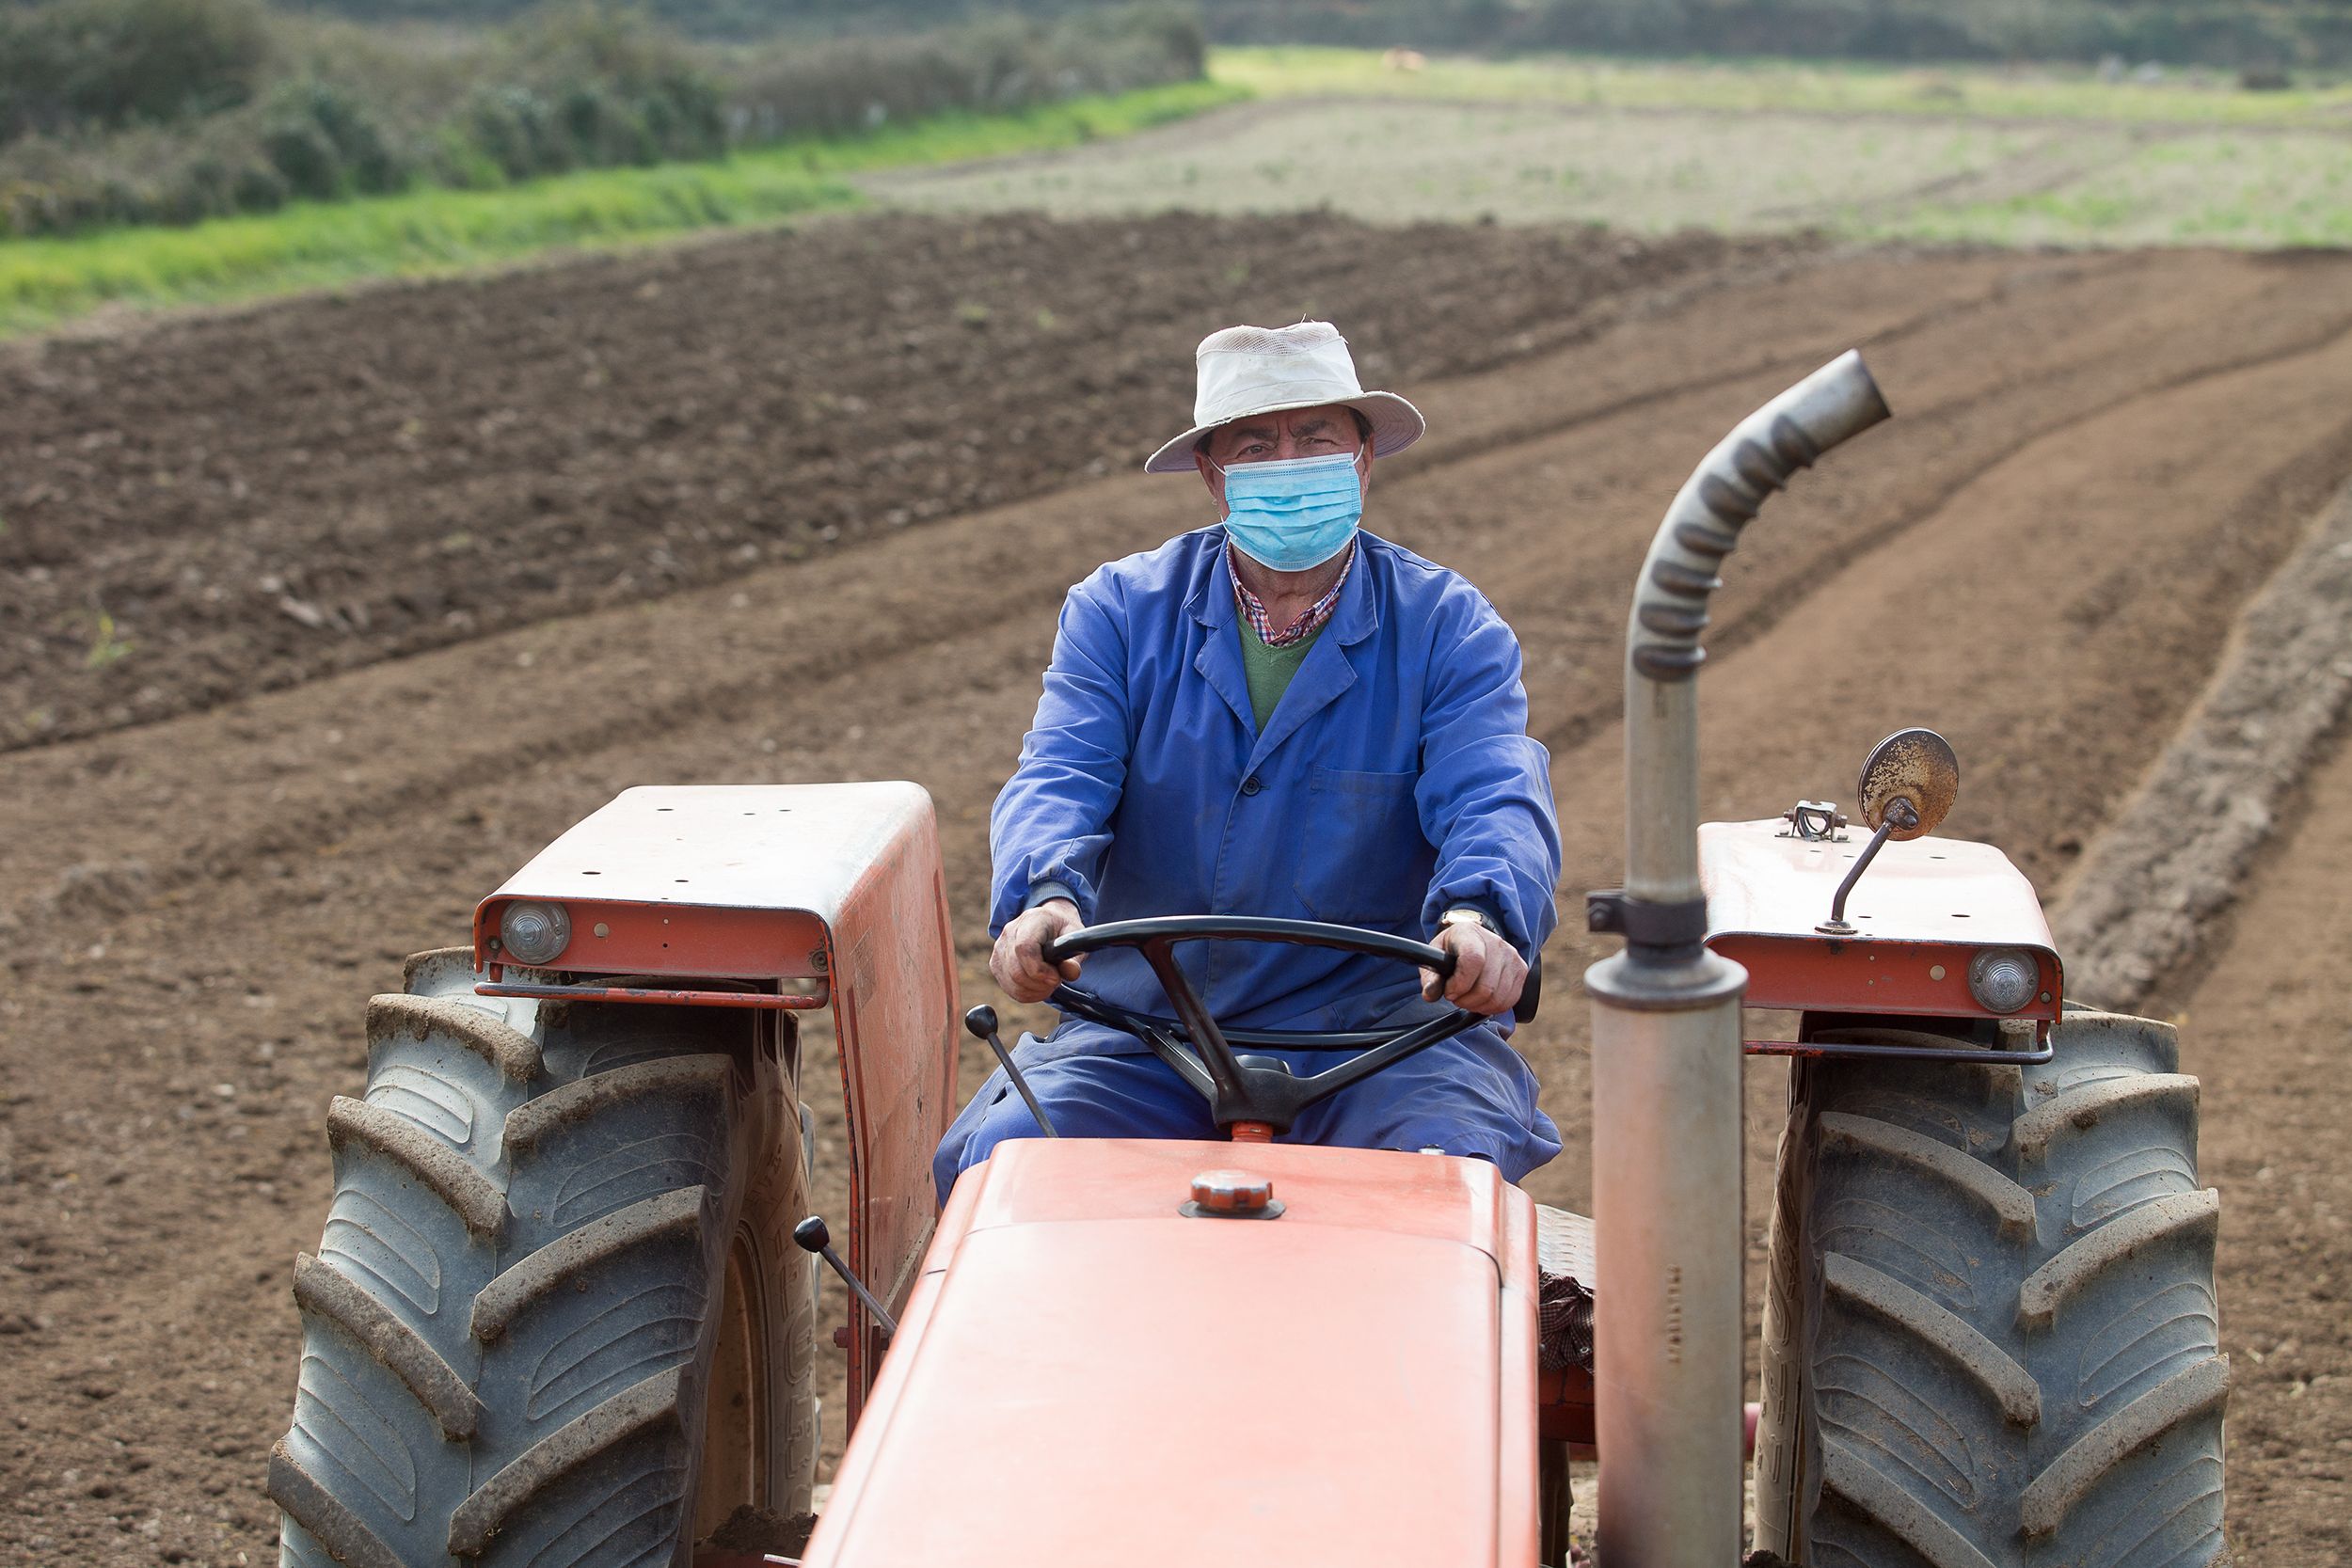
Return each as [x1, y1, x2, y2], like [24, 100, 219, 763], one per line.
[1967, 947, 2039, 1014]
[498, 900, 571, 966]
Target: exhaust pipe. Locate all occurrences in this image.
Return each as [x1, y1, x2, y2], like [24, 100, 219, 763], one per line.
[1586, 351, 1889, 1568]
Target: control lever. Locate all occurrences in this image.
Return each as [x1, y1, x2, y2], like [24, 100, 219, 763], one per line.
[791, 1216, 898, 1339]
[962, 1005, 1059, 1137]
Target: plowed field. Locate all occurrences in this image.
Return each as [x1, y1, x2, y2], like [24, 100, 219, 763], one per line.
[4, 214, 2350, 1565]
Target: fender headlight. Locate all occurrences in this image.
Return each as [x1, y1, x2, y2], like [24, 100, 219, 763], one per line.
[1967, 947, 2039, 1015]
[499, 901, 571, 966]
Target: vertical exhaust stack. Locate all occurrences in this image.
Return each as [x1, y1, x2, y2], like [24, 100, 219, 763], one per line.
[1587, 351, 1889, 1568]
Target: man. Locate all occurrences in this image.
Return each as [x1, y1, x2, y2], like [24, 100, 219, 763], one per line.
[932, 321, 1562, 1202]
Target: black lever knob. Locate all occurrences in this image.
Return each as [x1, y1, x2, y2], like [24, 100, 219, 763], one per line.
[791, 1212, 896, 1338]
[961, 1003, 1057, 1138]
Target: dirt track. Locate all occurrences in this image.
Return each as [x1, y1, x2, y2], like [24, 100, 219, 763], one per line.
[5, 215, 2352, 1564]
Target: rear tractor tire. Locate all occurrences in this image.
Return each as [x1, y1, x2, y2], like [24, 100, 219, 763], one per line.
[269, 949, 818, 1568]
[1753, 1007, 2228, 1568]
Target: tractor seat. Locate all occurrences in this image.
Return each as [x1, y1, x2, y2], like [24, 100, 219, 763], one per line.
[1534, 1204, 1597, 1449]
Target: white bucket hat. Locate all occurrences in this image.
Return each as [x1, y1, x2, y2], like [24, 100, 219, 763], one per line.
[1143, 321, 1426, 475]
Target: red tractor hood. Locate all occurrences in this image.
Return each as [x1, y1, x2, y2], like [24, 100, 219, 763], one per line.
[803, 1138, 1541, 1567]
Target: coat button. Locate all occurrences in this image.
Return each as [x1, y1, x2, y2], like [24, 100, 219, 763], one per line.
[1241, 775, 1263, 796]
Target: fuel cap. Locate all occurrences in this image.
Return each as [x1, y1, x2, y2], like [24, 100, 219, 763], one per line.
[1182, 1168, 1284, 1220]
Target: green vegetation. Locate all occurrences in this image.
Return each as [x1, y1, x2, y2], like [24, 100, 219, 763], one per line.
[0, 77, 1243, 333]
[874, 48, 2352, 248]
[0, 0, 1205, 236]
[1216, 43, 2352, 125]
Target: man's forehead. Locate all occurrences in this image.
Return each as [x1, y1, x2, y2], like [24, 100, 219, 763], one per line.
[1214, 406, 1354, 441]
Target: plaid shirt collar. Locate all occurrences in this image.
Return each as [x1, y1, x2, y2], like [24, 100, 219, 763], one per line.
[1227, 538, 1356, 648]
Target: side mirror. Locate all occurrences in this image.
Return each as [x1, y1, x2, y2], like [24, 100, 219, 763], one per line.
[1855, 727, 1959, 841]
[1818, 728, 1962, 936]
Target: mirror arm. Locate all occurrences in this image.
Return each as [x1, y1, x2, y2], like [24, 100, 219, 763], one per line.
[1819, 797, 1915, 935]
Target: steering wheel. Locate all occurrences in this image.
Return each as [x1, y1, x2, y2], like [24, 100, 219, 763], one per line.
[1042, 914, 1488, 1137]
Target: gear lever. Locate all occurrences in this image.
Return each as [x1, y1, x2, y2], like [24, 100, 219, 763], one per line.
[963, 1005, 1059, 1137]
[792, 1215, 898, 1340]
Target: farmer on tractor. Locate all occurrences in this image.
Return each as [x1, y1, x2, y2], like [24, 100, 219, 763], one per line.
[933, 321, 1565, 1199]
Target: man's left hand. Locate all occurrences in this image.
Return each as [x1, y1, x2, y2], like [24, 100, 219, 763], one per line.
[1422, 918, 1526, 1015]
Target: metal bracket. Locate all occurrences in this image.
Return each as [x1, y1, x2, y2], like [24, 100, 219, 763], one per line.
[1585, 889, 1710, 948]
[1778, 800, 1849, 842]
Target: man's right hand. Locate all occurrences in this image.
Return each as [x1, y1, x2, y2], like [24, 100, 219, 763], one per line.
[991, 898, 1084, 1004]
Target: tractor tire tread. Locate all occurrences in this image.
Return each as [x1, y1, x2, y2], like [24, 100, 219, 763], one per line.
[402, 946, 480, 994]
[445, 1368, 689, 1557]
[469, 1187, 711, 1343]
[1820, 1436, 2002, 1568]
[1820, 1253, 2039, 1426]
[2017, 1355, 2231, 1539]
[278, 953, 817, 1568]
[499, 1054, 732, 1155]
[1755, 1010, 2226, 1568]
[366, 992, 541, 1083]
[2014, 1187, 2219, 1331]
[266, 1439, 410, 1568]
[1818, 1110, 2035, 1237]
[325, 1095, 507, 1239]
[292, 1252, 484, 1440]
[2010, 1073, 2199, 1161]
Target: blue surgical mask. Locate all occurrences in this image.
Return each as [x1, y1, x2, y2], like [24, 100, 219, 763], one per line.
[1216, 451, 1363, 572]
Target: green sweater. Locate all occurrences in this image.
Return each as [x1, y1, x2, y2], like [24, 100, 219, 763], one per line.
[1239, 619, 1325, 730]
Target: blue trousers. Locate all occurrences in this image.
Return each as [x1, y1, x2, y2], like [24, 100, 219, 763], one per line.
[932, 1021, 1560, 1206]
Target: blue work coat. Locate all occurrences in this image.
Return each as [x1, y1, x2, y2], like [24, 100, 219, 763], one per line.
[990, 526, 1563, 1058]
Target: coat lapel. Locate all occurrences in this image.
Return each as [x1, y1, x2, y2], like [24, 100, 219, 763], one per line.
[1188, 545, 1258, 738]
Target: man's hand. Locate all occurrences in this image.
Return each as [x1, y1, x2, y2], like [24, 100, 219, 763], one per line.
[991, 898, 1084, 1004]
[1422, 916, 1526, 1015]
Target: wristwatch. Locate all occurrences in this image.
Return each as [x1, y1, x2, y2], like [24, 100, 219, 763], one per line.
[1438, 905, 1500, 938]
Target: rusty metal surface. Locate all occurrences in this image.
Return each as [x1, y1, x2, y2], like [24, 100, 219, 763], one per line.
[1702, 818, 2055, 949]
[1742, 1032, 2055, 1063]
[1702, 817, 2060, 1020]
[809, 1136, 1540, 1568]
[473, 898, 830, 983]
[473, 981, 829, 1010]
[819, 788, 959, 1433]
[480, 783, 939, 918]
[1855, 727, 1960, 841]
[1713, 933, 2058, 1021]
[469, 783, 959, 1433]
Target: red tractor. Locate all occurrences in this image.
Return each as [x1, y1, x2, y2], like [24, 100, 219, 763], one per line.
[269, 356, 2227, 1568]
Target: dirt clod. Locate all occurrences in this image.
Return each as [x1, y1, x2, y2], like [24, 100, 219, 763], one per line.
[704, 1505, 818, 1557]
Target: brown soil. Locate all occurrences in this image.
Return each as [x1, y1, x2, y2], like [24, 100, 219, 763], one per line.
[3, 218, 2349, 1565]
[2143, 727, 2352, 1567]
[0, 212, 1774, 752]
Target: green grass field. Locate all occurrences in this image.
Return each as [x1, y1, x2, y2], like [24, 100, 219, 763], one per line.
[870, 48, 2352, 248]
[1216, 45, 2352, 127]
[0, 77, 1245, 337]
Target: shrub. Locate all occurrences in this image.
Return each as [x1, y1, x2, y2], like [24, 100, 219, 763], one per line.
[0, 0, 1210, 237]
[263, 115, 342, 198]
[0, 0, 275, 138]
